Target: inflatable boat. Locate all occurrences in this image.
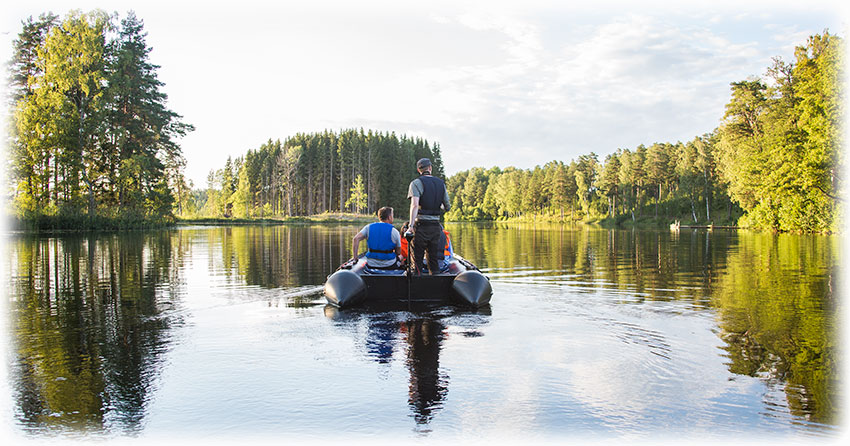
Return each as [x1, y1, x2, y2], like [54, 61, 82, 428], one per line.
[324, 254, 492, 309]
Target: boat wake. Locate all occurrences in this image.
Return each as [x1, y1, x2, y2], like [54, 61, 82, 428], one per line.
[278, 285, 325, 299]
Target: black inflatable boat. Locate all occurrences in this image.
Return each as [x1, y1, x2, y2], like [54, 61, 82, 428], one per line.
[324, 254, 492, 308]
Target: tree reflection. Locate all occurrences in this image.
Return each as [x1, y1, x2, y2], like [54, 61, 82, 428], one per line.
[710, 231, 838, 425]
[204, 225, 352, 288]
[447, 222, 838, 426]
[7, 232, 188, 434]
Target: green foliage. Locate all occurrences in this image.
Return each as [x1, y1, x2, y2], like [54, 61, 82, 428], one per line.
[716, 31, 843, 232]
[443, 32, 841, 233]
[196, 130, 443, 219]
[345, 174, 368, 214]
[443, 137, 735, 225]
[7, 9, 193, 227]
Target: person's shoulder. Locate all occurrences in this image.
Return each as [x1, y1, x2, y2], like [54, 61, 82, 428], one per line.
[408, 177, 423, 194]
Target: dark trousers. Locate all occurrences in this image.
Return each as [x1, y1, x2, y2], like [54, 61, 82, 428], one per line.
[413, 220, 444, 275]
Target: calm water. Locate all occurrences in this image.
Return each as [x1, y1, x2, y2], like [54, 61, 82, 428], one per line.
[2, 223, 840, 441]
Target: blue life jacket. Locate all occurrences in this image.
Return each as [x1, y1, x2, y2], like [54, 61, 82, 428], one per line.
[418, 174, 446, 216]
[365, 222, 397, 260]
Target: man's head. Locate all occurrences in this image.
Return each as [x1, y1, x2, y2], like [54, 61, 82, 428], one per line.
[378, 206, 393, 223]
[416, 158, 432, 174]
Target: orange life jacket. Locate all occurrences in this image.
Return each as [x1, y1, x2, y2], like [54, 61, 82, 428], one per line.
[400, 236, 409, 259]
[400, 230, 451, 259]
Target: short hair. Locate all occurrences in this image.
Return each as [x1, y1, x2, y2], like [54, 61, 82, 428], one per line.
[377, 206, 393, 221]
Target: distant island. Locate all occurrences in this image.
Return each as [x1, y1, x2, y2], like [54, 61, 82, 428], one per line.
[5, 10, 843, 233]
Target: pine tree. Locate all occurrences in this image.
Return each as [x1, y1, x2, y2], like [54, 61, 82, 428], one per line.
[346, 174, 368, 214]
[106, 11, 194, 215]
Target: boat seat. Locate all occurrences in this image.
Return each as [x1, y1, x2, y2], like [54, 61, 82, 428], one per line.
[362, 266, 406, 275]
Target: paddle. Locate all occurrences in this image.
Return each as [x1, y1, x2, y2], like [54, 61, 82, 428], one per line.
[404, 229, 415, 310]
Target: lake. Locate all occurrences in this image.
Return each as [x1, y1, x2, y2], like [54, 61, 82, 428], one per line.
[2, 223, 840, 442]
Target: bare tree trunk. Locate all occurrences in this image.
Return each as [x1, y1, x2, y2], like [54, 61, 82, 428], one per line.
[691, 199, 697, 222]
[654, 183, 662, 218]
[322, 167, 327, 213]
[307, 170, 313, 215]
[339, 166, 344, 212]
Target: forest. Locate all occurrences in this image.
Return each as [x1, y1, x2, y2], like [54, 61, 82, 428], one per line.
[4, 9, 843, 232]
[195, 129, 444, 220]
[6, 10, 193, 226]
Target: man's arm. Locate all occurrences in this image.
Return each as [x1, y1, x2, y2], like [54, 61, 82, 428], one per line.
[408, 196, 419, 231]
[407, 179, 421, 233]
[352, 232, 366, 259]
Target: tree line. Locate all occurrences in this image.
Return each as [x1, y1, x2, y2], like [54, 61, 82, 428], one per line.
[6, 10, 193, 222]
[444, 31, 843, 232]
[192, 129, 444, 219]
[445, 136, 731, 224]
[5, 10, 841, 233]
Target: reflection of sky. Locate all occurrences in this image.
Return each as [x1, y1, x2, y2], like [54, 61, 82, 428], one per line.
[436, 283, 817, 439]
[144, 278, 822, 439]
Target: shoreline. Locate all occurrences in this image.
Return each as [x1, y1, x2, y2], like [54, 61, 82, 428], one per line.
[8, 213, 837, 235]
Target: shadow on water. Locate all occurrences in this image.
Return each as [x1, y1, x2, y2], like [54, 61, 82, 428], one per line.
[324, 304, 491, 429]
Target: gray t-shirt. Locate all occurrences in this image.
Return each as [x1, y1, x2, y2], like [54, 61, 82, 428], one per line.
[407, 176, 451, 222]
[359, 224, 401, 267]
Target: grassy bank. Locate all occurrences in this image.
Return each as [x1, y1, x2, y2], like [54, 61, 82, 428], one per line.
[177, 212, 376, 226]
[10, 210, 745, 233]
[9, 213, 176, 232]
[8, 211, 380, 233]
[586, 212, 740, 229]
[445, 208, 742, 229]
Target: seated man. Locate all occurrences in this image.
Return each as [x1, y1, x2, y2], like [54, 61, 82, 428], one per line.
[352, 206, 403, 269]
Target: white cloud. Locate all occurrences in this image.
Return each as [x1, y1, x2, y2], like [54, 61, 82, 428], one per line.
[1, 0, 845, 182]
[425, 10, 800, 172]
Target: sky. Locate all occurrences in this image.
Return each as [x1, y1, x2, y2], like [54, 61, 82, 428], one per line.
[1, 0, 848, 187]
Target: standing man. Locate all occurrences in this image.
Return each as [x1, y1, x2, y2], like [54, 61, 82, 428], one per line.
[352, 206, 403, 269]
[406, 158, 451, 274]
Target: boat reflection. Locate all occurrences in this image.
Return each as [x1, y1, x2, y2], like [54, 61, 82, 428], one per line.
[324, 304, 490, 427]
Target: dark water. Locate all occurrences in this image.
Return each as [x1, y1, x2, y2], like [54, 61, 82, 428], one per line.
[1, 223, 840, 441]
